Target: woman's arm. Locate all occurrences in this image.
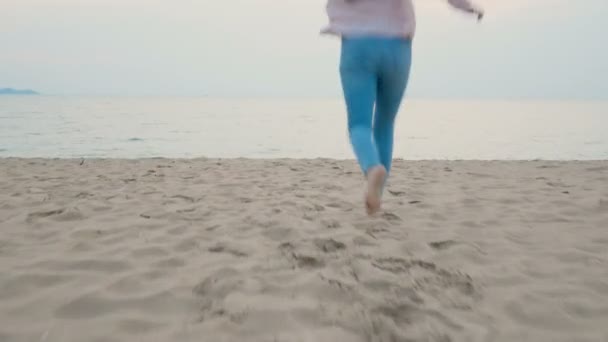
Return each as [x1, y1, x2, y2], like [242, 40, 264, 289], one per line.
[447, 0, 484, 20]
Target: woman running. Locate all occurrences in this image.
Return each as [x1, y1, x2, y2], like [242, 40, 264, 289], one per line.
[322, 0, 484, 214]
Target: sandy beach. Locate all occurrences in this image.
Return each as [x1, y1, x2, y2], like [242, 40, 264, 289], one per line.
[1, 158, 607, 342]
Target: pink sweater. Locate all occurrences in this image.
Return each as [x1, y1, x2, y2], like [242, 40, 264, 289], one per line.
[322, 0, 481, 38]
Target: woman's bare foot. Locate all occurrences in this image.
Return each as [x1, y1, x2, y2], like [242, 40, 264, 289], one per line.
[365, 165, 387, 215]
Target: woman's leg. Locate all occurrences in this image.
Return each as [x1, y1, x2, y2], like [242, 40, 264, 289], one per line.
[340, 38, 387, 214]
[339, 38, 381, 175]
[374, 39, 412, 174]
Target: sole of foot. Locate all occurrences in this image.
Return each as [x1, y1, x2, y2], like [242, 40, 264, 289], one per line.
[365, 166, 387, 215]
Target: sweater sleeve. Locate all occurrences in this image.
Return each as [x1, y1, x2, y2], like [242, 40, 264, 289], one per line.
[446, 0, 480, 13]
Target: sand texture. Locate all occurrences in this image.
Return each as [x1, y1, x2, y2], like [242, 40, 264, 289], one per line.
[1, 158, 607, 342]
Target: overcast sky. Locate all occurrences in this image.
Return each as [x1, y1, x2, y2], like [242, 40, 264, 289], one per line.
[1, 0, 607, 99]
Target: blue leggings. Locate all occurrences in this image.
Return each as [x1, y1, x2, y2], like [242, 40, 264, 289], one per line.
[340, 36, 412, 175]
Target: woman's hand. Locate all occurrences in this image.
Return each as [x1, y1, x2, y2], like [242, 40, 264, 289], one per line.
[464, 4, 484, 21]
[447, 0, 484, 20]
[465, 5, 484, 21]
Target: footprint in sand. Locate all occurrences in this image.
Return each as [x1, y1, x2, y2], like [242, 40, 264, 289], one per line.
[364, 225, 391, 240]
[538, 164, 560, 169]
[191, 268, 266, 325]
[321, 219, 341, 229]
[208, 243, 249, 258]
[429, 240, 459, 250]
[353, 235, 378, 247]
[371, 257, 422, 274]
[279, 242, 326, 269]
[381, 212, 402, 222]
[26, 208, 65, 220]
[313, 238, 346, 253]
[170, 194, 196, 203]
[369, 257, 478, 306]
[192, 268, 241, 298]
[466, 172, 495, 178]
[388, 190, 406, 197]
[75, 192, 93, 199]
[326, 202, 349, 210]
[292, 254, 325, 268]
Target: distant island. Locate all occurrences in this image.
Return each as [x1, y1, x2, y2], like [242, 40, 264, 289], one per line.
[0, 88, 40, 95]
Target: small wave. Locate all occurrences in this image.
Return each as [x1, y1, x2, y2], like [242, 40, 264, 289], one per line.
[127, 138, 144, 142]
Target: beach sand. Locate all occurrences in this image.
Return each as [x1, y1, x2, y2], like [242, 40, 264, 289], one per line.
[1, 158, 607, 342]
